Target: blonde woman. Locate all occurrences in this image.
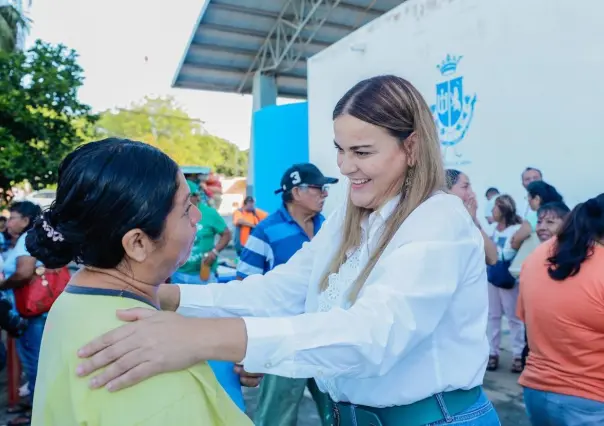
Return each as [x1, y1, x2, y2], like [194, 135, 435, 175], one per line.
[74, 76, 500, 425]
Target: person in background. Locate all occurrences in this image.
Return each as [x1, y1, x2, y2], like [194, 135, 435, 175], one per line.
[484, 187, 500, 225]
[511, 181, 563, 250]
[171, 192, 231, 285]
[170, 192, 242, 410]
[487, 194, 525, 373]
[185, 173, 201, 194]
[519, 167, 543, 228]
[518, 193, 604, 424]
[0, 201, 43, 426]
[232, 196, 267, 255]
[0, 216, 10, 252]
[238, 163, 338, 426]
[518, 201, 570, 368]
[534, 202, 570, 244]
[27, 138, 251, 426]
[445, 170, 498, 265]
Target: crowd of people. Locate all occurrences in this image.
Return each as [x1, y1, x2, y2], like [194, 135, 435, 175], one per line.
[0, 75, 601, 426]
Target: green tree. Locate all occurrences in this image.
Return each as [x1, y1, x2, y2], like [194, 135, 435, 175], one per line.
[96, 96, 248, 176]
[0, 40, 97, 203]
[0, 3, 29, 52]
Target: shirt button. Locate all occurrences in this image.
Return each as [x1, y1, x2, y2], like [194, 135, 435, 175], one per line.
[317, 369, 323, 376]
[265, 362, 272, 368]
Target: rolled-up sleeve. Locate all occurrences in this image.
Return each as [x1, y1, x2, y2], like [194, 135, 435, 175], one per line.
[241, 238, 476, 379]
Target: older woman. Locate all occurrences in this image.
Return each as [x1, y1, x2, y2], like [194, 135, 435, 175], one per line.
[75, 76, 500, 425]
[27, 139, 251, 425]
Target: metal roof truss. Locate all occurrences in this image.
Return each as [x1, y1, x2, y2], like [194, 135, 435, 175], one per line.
[238, 0, 344, 92]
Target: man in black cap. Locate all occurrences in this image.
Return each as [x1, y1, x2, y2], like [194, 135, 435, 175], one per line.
[236, 163, 338, 426]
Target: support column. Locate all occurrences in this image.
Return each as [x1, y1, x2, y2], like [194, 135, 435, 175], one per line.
[247, 71, 277, 197]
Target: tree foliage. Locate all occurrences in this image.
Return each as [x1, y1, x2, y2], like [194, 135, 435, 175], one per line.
[96, 97, 248, 176]
[0, 40, 97, 203]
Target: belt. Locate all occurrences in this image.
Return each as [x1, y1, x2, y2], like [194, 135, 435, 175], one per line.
[331, 386, 481, 426]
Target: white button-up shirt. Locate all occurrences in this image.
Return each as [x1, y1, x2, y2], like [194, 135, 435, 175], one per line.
[177, 192, 489, 408]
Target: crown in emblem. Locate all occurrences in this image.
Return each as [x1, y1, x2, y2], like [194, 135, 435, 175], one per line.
[437, 54, 462, 76]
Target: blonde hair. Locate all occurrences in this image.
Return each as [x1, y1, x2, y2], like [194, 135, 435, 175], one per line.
[320, 75, 446, 302]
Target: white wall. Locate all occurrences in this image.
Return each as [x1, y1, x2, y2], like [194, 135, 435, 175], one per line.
[308, 0, 604, 216]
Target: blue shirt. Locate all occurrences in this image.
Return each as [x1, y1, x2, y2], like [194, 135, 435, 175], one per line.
[236, 206, 324, 279]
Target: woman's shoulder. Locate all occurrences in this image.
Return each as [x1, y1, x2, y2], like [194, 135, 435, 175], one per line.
[39, 294, 247, 425]
[402, 192, 475, 241]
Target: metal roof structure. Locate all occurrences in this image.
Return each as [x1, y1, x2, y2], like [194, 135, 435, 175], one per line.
[173, 0, 405, 98]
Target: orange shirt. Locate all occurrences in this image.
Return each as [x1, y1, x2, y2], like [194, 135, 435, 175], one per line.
[517, 239, 604, 402]
[233, 208, 268, 246]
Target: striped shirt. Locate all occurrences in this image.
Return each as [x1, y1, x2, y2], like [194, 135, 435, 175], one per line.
[236, 206, 324, 279]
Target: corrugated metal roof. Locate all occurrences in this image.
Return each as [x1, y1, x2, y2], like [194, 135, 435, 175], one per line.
[173, 0, 405, 98]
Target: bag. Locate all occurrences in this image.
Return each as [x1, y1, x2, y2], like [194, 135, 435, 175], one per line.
[14, 266, 70, 317]
[487, 259, 516, 289]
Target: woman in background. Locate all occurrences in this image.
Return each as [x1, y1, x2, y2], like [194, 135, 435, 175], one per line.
[487, 195, 524, 373]
[518, 193, 604, 424]
[511, 181, 563, 250]
[446, 169, 498, 265]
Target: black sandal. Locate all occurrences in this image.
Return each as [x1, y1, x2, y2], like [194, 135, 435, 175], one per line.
[511, 357, 524, 373]
[487, 355, 499, 371]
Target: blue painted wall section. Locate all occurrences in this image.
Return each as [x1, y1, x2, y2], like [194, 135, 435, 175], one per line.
[252, 102, 309, 214]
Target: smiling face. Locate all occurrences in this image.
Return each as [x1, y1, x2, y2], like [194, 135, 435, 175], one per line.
[536, 211, 565, 242]
[334, 114, 410, 210]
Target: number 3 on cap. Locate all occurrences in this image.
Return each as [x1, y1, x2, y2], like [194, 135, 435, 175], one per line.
[290, 171, 301, 185]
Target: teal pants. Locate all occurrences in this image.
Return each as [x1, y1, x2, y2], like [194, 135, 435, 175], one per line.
[253, 375, 332, 426]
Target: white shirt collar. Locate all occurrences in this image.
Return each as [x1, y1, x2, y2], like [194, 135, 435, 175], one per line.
[362, 194, 402, 231]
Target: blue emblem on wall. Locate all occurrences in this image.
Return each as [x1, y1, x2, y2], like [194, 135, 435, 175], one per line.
[430, 54, 476, 166]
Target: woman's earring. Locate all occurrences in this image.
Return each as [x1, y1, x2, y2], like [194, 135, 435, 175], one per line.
[404, 167, 415, 193]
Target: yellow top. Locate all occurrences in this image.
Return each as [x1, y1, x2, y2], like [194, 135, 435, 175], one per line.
[32, 290, 252, 426]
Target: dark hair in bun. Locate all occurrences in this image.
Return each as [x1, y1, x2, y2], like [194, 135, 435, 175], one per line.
[26, 138, 180, 269]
